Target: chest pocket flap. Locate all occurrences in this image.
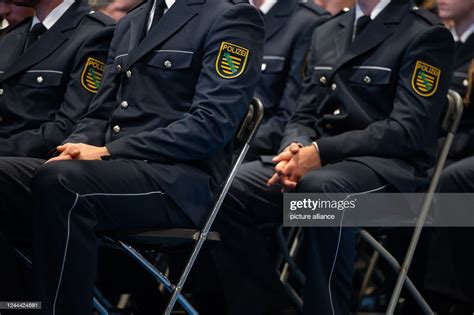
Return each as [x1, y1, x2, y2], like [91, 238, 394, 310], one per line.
[348, 66, 392, 85]
[261, 56, 286, 73]
[19, 71, 63, 88]
[148, 50, 194, 70]
[312, 66, 333, 85]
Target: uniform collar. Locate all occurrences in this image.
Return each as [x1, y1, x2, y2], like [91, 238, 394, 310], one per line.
[31, 0, 75, 30]
[450, 23, 474, 43]
[354, 0, 391, 25]
[249, 0, 278, 15]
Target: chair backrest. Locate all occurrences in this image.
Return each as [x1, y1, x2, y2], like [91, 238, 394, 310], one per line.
[234, 97, 265, 150]
[442, 89, 464, 134]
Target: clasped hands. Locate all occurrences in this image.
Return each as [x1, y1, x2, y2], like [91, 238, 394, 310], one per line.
[46, 143, 110, 163]
[267, 143, 321, 192]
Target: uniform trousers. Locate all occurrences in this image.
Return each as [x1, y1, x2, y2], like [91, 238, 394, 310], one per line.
[212, 158, 391, 315]
[425, 156, 474, 312]
[0, 157, 194, 315]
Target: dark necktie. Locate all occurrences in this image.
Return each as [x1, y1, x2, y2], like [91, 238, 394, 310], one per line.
[354, 15, 371, 39]
[25, 23, 47, 51]
[149, 0, 167, 31]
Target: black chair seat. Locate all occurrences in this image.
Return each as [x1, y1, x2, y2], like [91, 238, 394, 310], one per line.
[104, 228, 221, 252]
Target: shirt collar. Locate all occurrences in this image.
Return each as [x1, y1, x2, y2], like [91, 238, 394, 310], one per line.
[165, 0, 176, 10]
[249, 0, 278, 15]
[354, 0, 391, 26]
[0, 19, 9, 30]
[450, 23, 474, 43]
[31, 0, 75, 30]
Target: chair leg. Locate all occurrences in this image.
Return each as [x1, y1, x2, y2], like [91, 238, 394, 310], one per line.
[358, 229, 434, 315]
[358, 249, 380, 300]
[112, 239, 199, 315]
[279, 227, 303, 284]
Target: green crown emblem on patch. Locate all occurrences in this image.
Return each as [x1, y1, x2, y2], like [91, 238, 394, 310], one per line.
[81, 57, 105, 94]
[411, 61, 441, 97]
[215, 42, 249, 79]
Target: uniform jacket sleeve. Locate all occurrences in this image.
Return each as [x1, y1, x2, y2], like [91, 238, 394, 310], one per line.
[251, 15, 329, 155]
[0, 27, 114, 158]
[316, 26, 454, 164]
[65, 24, 122, 146]
[105, 5, 265, 162]
[279, 33, 323, 152]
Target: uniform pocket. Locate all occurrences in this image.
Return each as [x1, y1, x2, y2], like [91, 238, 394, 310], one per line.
[148, 50, 194, 70]
[348, 66, 391, 85]
[18, 70, 63, 88]
[261, 56, 285, 73]
[311, 66, 333, 85]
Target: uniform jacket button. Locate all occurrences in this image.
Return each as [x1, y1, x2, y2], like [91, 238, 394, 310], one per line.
[331, 83, 337, 91]
[325, 123, 333, 129]
[0, 88, 4, 95]
[364, 76, 371, 84]
[37, 76, 44, 84]
[463, 79, 468, 87]
[320, 76, 327, 84]
[120, 101, 129, 109]
[164, 60, 172, 69]
[333, 108, 341, 115]
[261, 63, 267, 71]
[126, 70, 132, 78]
[116, 64, 122, 72]
[113, 125, 121, 133]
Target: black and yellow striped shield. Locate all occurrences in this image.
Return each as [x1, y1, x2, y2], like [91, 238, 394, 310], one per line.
[411, 61, 441, 97]
[81, 57, 105, 94]
[215, 42, 249, 79]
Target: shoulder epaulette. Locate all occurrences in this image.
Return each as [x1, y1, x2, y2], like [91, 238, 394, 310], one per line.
[5, 16, 32, 33]
[299, 0, 331, 16]
[87, 11, 116, 26]
[410, 6, 443, 26]
[333, 7, 351, 18]
[127, 0, 147, 13]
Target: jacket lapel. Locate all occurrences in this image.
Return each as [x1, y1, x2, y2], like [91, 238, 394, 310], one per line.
[125, 0, 199, 70]
[330, 0, 409, 77]
[333, 9, 354, 60]
[3, 19, 31, 70]
[263, 0, 297, 41]
[0, 0, 90, 83]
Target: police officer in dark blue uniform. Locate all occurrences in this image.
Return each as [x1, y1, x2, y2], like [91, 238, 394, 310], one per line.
[0, 0, 114, 301]
[245, 0, 330, 160]
[0, 0, 264, 314]
[218, 0, 454, 314]
[0, 0, 114, 158]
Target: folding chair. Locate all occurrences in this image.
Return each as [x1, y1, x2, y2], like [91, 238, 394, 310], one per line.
[276, 90, 464, 314]
[95, 97, 264, 315]
[384, 90, 464, 313]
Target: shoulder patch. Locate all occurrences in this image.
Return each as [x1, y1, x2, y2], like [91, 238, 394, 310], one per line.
[215, 42, 249, 79]
[410, 7, 443, 26]
[299, 0, 330, 16]
[81, 57, 105, 94]
[411, 60, 441, 97]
